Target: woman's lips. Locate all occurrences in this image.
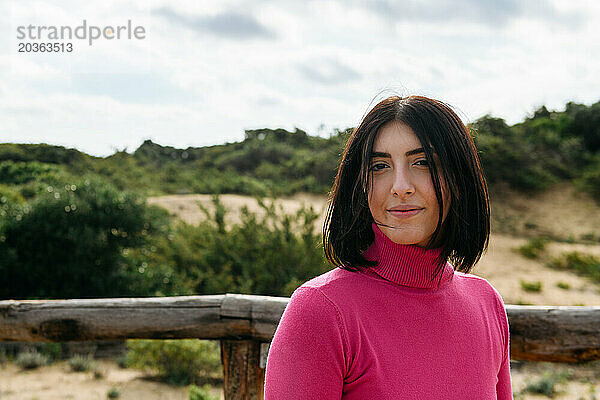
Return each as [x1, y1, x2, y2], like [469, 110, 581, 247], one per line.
[387, 208, 423, 218]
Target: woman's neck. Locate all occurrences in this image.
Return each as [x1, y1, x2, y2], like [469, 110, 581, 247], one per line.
[362, 222, 454, 289]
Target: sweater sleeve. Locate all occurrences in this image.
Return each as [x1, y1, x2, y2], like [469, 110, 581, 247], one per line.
[264, 286, 348, 400]
[493, 289, 514, 400]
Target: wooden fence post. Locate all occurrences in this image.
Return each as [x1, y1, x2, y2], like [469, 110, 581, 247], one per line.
[221, 340, 268, 400]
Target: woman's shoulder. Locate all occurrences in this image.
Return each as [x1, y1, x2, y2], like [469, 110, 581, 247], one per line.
[279, 269, 361, 335]
[453, 270, 499, 290]
[287, 267, 366, 309]
[299, 267, 361, 290]
[452, 270, 508, 309]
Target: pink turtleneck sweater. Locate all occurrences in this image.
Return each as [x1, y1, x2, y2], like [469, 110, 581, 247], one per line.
[264, 223, 513, 399]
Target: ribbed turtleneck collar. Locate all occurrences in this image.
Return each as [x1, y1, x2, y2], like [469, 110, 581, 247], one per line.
[362, 223, 454, 289]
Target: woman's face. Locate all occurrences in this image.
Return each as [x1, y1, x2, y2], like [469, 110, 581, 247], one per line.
[367, 120, 450, 247]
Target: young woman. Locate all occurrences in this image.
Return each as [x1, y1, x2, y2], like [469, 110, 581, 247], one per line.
[264, 95, 513, 399]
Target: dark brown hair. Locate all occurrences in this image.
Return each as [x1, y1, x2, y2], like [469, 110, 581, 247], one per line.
[323, 95, 490, 274]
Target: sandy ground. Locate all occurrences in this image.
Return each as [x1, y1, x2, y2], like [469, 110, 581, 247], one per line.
[489, 182, 600, 240]
[0, 360, 224, 400]
[476, 235, 600, 306]
[147, 193, 329, 229]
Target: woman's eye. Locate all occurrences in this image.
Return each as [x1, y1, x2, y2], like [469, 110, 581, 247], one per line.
[370, 162, 388, 171]
[413, 159, 430, 167]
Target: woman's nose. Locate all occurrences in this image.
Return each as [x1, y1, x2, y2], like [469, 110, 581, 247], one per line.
[391, 167, 415, 197]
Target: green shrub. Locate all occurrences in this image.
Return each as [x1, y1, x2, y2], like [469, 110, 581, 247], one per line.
[0, 176, 174, 299]
[37, 342, 62, 362]
[149, 195, 330, 297]
[189, 384, 219, 400]
[0, 184, 25, 205]
[549, 252, 600, 283]
[523, 373, 558, 397]
[473, 116, 558, 192]
[515, 299, 534, 305]
[115, 355, 128, 368]
[580, 232, 597, 242]
[0, 143, 87, 165]
[68, 354, 96, 372]
[520, 280, 542, 292]
[556, 281, 570, 290]
[126, 339, 222, 386]
[517, 238, 548, 259]
[15, 351, 48, 369]
[576, 157, 600, 202]
[0, 160, 63, 185]
[107, 387, 121, 399]
[521, 370, 570, 398]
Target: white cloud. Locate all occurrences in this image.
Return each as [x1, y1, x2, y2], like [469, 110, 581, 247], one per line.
[0, 0, 598, 156]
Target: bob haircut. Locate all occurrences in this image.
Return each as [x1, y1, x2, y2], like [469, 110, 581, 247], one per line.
[323, 95, 490, 274]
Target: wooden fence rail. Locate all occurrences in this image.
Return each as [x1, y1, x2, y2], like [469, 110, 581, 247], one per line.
[1, 295, 599, 399]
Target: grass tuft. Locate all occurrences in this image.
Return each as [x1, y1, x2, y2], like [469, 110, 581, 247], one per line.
[549, 252, 600, 283]
[521, 370, 571, 398]
[126, 339, 222, 386]
[15, 351, 49, 370]
[189, 384, 219, 400]
[107, 387, 121, 399]
[516, 237, 548, 259]
[68, 354, 96, 372]
[520, 280, 543, 293]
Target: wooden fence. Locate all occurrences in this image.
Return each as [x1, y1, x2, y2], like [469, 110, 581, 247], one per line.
[1, 294, 599, 399]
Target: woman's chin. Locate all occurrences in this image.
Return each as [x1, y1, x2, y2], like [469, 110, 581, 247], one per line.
[380, 226, 430, 247]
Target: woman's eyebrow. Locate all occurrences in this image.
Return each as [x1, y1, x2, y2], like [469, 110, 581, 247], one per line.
[405, 148, 425, 156]
[371, 148, 425, 158]
[371, 151, 391, 158]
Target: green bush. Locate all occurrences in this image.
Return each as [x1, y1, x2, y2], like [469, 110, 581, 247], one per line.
[521, 370, 571, 398]
[0, 176, 174, 299]
[0, 184, 25, 205]
[0, 143, 88, 165]
[515, 299, 534, 306]
[522, 373, 558, 397]
[580, 232, 597, 242]
[0, 160, 62, 185]
[517, 238, 548, 259]
[549, 252, 600, 283]
[115, 354, 128, 368]
[147, 195, 330, 297]
[473, 116, 557, 192]
[107, 387, 121, 399]
[36, 342, 62, 362]
[520, 280, 542, 292]
[126, 339, 222, 386]
[68, 354, 96, 372]
[575, 153, 600, 202]
[189, 384, 219, 400]
[15, 350, 49, 369]
[556, 281, 570, 290]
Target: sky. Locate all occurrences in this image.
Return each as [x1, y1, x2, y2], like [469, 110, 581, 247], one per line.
[0, 0, 599, 157]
